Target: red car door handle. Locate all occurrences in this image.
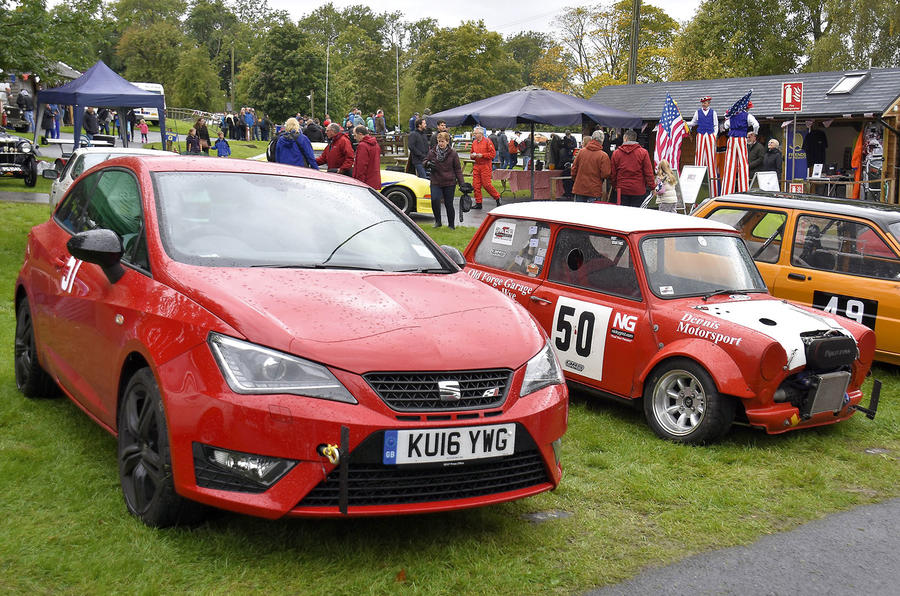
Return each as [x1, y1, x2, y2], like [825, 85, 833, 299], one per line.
[530, 296, 552, 305]
[787, 272, 806, 281]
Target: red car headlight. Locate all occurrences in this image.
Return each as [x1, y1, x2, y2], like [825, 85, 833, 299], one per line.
[208, 332, 357, 403]
[760, 342, 787, 381]
[521, 341, 565, 396]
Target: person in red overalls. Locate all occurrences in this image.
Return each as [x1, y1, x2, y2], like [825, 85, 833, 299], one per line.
[470, 126, 501, 209]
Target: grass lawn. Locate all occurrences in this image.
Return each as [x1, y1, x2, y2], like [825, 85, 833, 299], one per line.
[2, 202, 898, 594]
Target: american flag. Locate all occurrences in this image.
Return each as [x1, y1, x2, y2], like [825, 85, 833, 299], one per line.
[724, 90, 753, 118]
[654, 93, 687, 171]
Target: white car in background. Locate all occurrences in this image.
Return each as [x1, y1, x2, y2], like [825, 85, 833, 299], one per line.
[45, 147, 164, 210]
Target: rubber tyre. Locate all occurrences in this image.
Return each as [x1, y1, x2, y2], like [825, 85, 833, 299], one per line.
[14, 299, 56, 398]
[642, 358, 735, 444]
[118, 368, 206, 528]
[382, 186, 415, 214]
[24, 157, 37, 187]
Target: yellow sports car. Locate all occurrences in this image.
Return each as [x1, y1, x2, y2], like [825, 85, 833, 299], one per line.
[379, 169, 431, 215]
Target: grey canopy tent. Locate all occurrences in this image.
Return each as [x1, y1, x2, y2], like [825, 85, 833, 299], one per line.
[426, 86, 642, 198]
[34, 60, 167, 150]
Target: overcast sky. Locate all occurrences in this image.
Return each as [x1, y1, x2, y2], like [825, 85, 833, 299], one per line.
[271, 1, 704, 36]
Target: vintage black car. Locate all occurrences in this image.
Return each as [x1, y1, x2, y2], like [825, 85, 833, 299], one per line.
[2, 104, 30, 133]
[0, 128, 38, 186]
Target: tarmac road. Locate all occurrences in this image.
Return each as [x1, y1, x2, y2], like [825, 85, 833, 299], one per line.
[586, 497, 900, 596]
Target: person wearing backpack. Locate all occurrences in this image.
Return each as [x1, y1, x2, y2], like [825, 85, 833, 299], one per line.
[274, 117, 318, 168]
[497, 129, 510, 169]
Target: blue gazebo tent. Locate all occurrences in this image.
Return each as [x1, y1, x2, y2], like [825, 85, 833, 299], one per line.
[34, 60, 167, 150]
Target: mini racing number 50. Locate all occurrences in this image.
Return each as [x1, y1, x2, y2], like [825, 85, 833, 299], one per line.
[551, 296, 611, 382]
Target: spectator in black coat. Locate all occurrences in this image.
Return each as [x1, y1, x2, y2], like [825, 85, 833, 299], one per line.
[747, 132, 766, 182]
[83, 107, 100, 139]
[762, 139, 784, 182]
[407, 118, 429, 178]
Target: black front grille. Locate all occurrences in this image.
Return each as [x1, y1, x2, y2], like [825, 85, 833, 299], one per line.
[297, 450, 549, 508]
[364, 369, 512, 411]
[0, 142, 21, 164]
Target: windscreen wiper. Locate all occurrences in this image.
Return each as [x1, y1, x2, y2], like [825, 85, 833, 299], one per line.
[702, 288, 748, 301]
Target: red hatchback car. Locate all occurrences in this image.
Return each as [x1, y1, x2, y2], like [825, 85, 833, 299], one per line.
[464, 202, 879, 444]
[14, 157, 568, 527]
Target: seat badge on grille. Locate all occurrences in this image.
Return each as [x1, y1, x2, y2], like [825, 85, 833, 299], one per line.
[438, 380, 461, 401]
[482, 387, 500, 398]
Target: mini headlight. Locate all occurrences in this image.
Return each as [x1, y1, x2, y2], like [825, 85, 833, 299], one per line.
[18, 140, 32, 153]
[521, 341, 565, 396]
[208, 332, 357, 403]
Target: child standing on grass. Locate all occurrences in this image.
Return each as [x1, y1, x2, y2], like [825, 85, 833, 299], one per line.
[138, 119, 149, 143]
[213, 130, 231, 157]
[185, 128, 201, 155]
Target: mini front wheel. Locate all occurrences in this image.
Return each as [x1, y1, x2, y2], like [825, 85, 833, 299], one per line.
[643, 358, 734, 444]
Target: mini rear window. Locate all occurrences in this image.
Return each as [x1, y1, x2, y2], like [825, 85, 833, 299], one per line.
[472, 218, 551, 277]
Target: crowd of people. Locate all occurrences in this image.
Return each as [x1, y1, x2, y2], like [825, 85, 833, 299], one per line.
[219, 108, 272, 142]
[19, 94, 764, 223]
[21, 101, 153, 145]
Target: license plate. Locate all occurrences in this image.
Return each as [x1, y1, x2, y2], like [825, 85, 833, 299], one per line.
[383, 423, 516, 465]
[0, 165, 20, 172]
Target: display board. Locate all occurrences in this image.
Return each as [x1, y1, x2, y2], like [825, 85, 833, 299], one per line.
[754, 171, 780, 191]
[679, 165, 708, 207]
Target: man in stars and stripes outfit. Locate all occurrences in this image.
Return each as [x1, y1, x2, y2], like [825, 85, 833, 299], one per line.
[687, 95, 719, 195]
[654, 93, 688, 173]
[721, 91, 759, 195]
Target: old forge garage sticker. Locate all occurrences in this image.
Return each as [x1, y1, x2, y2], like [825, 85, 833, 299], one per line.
[551, 296, 611, 382]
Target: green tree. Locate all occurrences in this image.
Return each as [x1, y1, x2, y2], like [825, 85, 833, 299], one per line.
[530, 44, 576, 94]
[404, 17, 437, 63]
[800, 0, 900, 71]
[554, 7, 594, 88]
[244, 23, 324, 121]
[672, 0, 799, 79]
[555, 2, 678, 92]
[185, 0, 237, 62]
[171, 46, 223, 110]
[414, 21, 520, 111]
[332, 25, 394, 116]
[116, 21, 186, 88]
[299, 2, 387, 47]
[46, 0, 116, 72]
[111, 0, 186, 28]
[504, 32, 550, 87]
[0, 0, 51, 76]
